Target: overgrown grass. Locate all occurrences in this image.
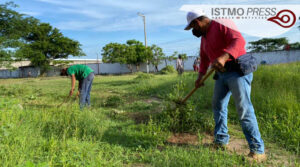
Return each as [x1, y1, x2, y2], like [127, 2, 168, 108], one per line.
[0, 63, 299, 166]
[251, 63, 300, 154]
[104, 95, 125, 107]
[140, 63, 300, 154]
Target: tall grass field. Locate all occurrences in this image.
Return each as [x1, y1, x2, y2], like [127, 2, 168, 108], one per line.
[0, 63, 299, 166]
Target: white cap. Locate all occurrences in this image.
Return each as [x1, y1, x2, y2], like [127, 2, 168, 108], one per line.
[184, 10, 206, 30]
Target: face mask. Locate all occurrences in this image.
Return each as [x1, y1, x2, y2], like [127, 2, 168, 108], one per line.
[192, 29, 203, 38]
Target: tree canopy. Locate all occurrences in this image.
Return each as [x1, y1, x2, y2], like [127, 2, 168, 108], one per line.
[150, 44, 165, 72]
[288, 42, 300, 50]
[247, 38, 289, 52]
[101, 41, 190, 72]
[0, 2, 84, 71]
[248, 37, 300, 52]
[0, 2, 25, 68]
[102, 39, 154, 72]
[17, 22, 84, 71]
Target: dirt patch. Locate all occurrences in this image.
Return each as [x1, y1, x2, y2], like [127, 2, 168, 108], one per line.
[200, 133, 214, 145]
[167, 133, 199, 146]
[227, 138, 249, 155]
[197, 133, 299, 166]
[125, 163, 151, 167]
[200, 133, 250, 155]
[144, 97, 162, 104]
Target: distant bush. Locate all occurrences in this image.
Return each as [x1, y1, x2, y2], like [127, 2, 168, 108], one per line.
[134, 72, 155, 81]
[160, 65, 176, 74]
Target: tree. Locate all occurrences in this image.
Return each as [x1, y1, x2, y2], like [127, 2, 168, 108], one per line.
[248, 38, 289, 52]
[178, 53, 188, 61]
[127, 39, 153, 71]
[289, 42, 300, 50]
[0, 2, 27, 68]
[126, 39, 147, 71]
[150, 44, 164, 72]
[163, 51, 177, 66]
[0, 2, 85, 72]
[17, 22, 84, 73]
[101, 39, 152, 72]
[101, 43, 127, 63]
[101, 42, 134, 72]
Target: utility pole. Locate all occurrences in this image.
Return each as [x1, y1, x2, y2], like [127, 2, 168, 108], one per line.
[137, 12, 149, 73]
[96, 53, 100, 75]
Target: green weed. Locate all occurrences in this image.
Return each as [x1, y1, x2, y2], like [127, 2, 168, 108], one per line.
[160, 65, 176, 74]
[104, 95, 125, 107]
[134, 72, 155, 81]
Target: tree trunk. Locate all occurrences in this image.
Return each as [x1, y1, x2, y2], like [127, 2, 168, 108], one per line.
[127, 64, 133, 73]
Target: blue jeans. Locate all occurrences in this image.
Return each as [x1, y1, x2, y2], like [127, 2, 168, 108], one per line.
[212, 71, 264, 154]
[79, 73, 94, 109]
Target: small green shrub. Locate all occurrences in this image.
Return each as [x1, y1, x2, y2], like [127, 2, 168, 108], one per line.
[134, 72, 154, 81]
[154, 80, 214, 133]
[155, 102, 214, 133]
[160, 65, 176, 74]
[104, 95, 124, 107]
[167, 80, 187, 102]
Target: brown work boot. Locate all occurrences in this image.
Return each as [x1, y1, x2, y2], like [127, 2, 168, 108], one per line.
[248, 152, 267, 162]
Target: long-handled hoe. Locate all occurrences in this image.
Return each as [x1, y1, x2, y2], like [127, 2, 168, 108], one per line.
[174, 68, 215, 105]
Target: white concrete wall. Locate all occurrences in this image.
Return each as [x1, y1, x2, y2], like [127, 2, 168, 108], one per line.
[88, 63, 131, 74]
[250, 50, 300, 65]
[1, 50, 299, 78]
[87, 50, 300, 74]
[0, 69, 20, 78]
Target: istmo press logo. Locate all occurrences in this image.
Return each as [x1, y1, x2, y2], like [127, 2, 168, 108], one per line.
[180, 5, 300, 37]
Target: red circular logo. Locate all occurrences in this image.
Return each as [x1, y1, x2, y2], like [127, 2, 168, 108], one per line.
[267, 9, 296, 28]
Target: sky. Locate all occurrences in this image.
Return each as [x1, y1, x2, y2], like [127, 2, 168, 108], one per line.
[10, 0, 300, 59]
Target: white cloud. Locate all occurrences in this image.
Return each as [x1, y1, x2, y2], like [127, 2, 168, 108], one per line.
[36, 0, 80, 7]
[59, 8, 110, 19]
[35, 0, 186, 31]
[31, 0, 300, 40]
[54, 16, 142, 32]
[54, 21, 98, 31]
[24, 0, 299, 59]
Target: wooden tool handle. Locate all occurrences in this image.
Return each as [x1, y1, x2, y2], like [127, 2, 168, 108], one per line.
[58, 96, 70, 107]
[181, 68, 215, 104]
